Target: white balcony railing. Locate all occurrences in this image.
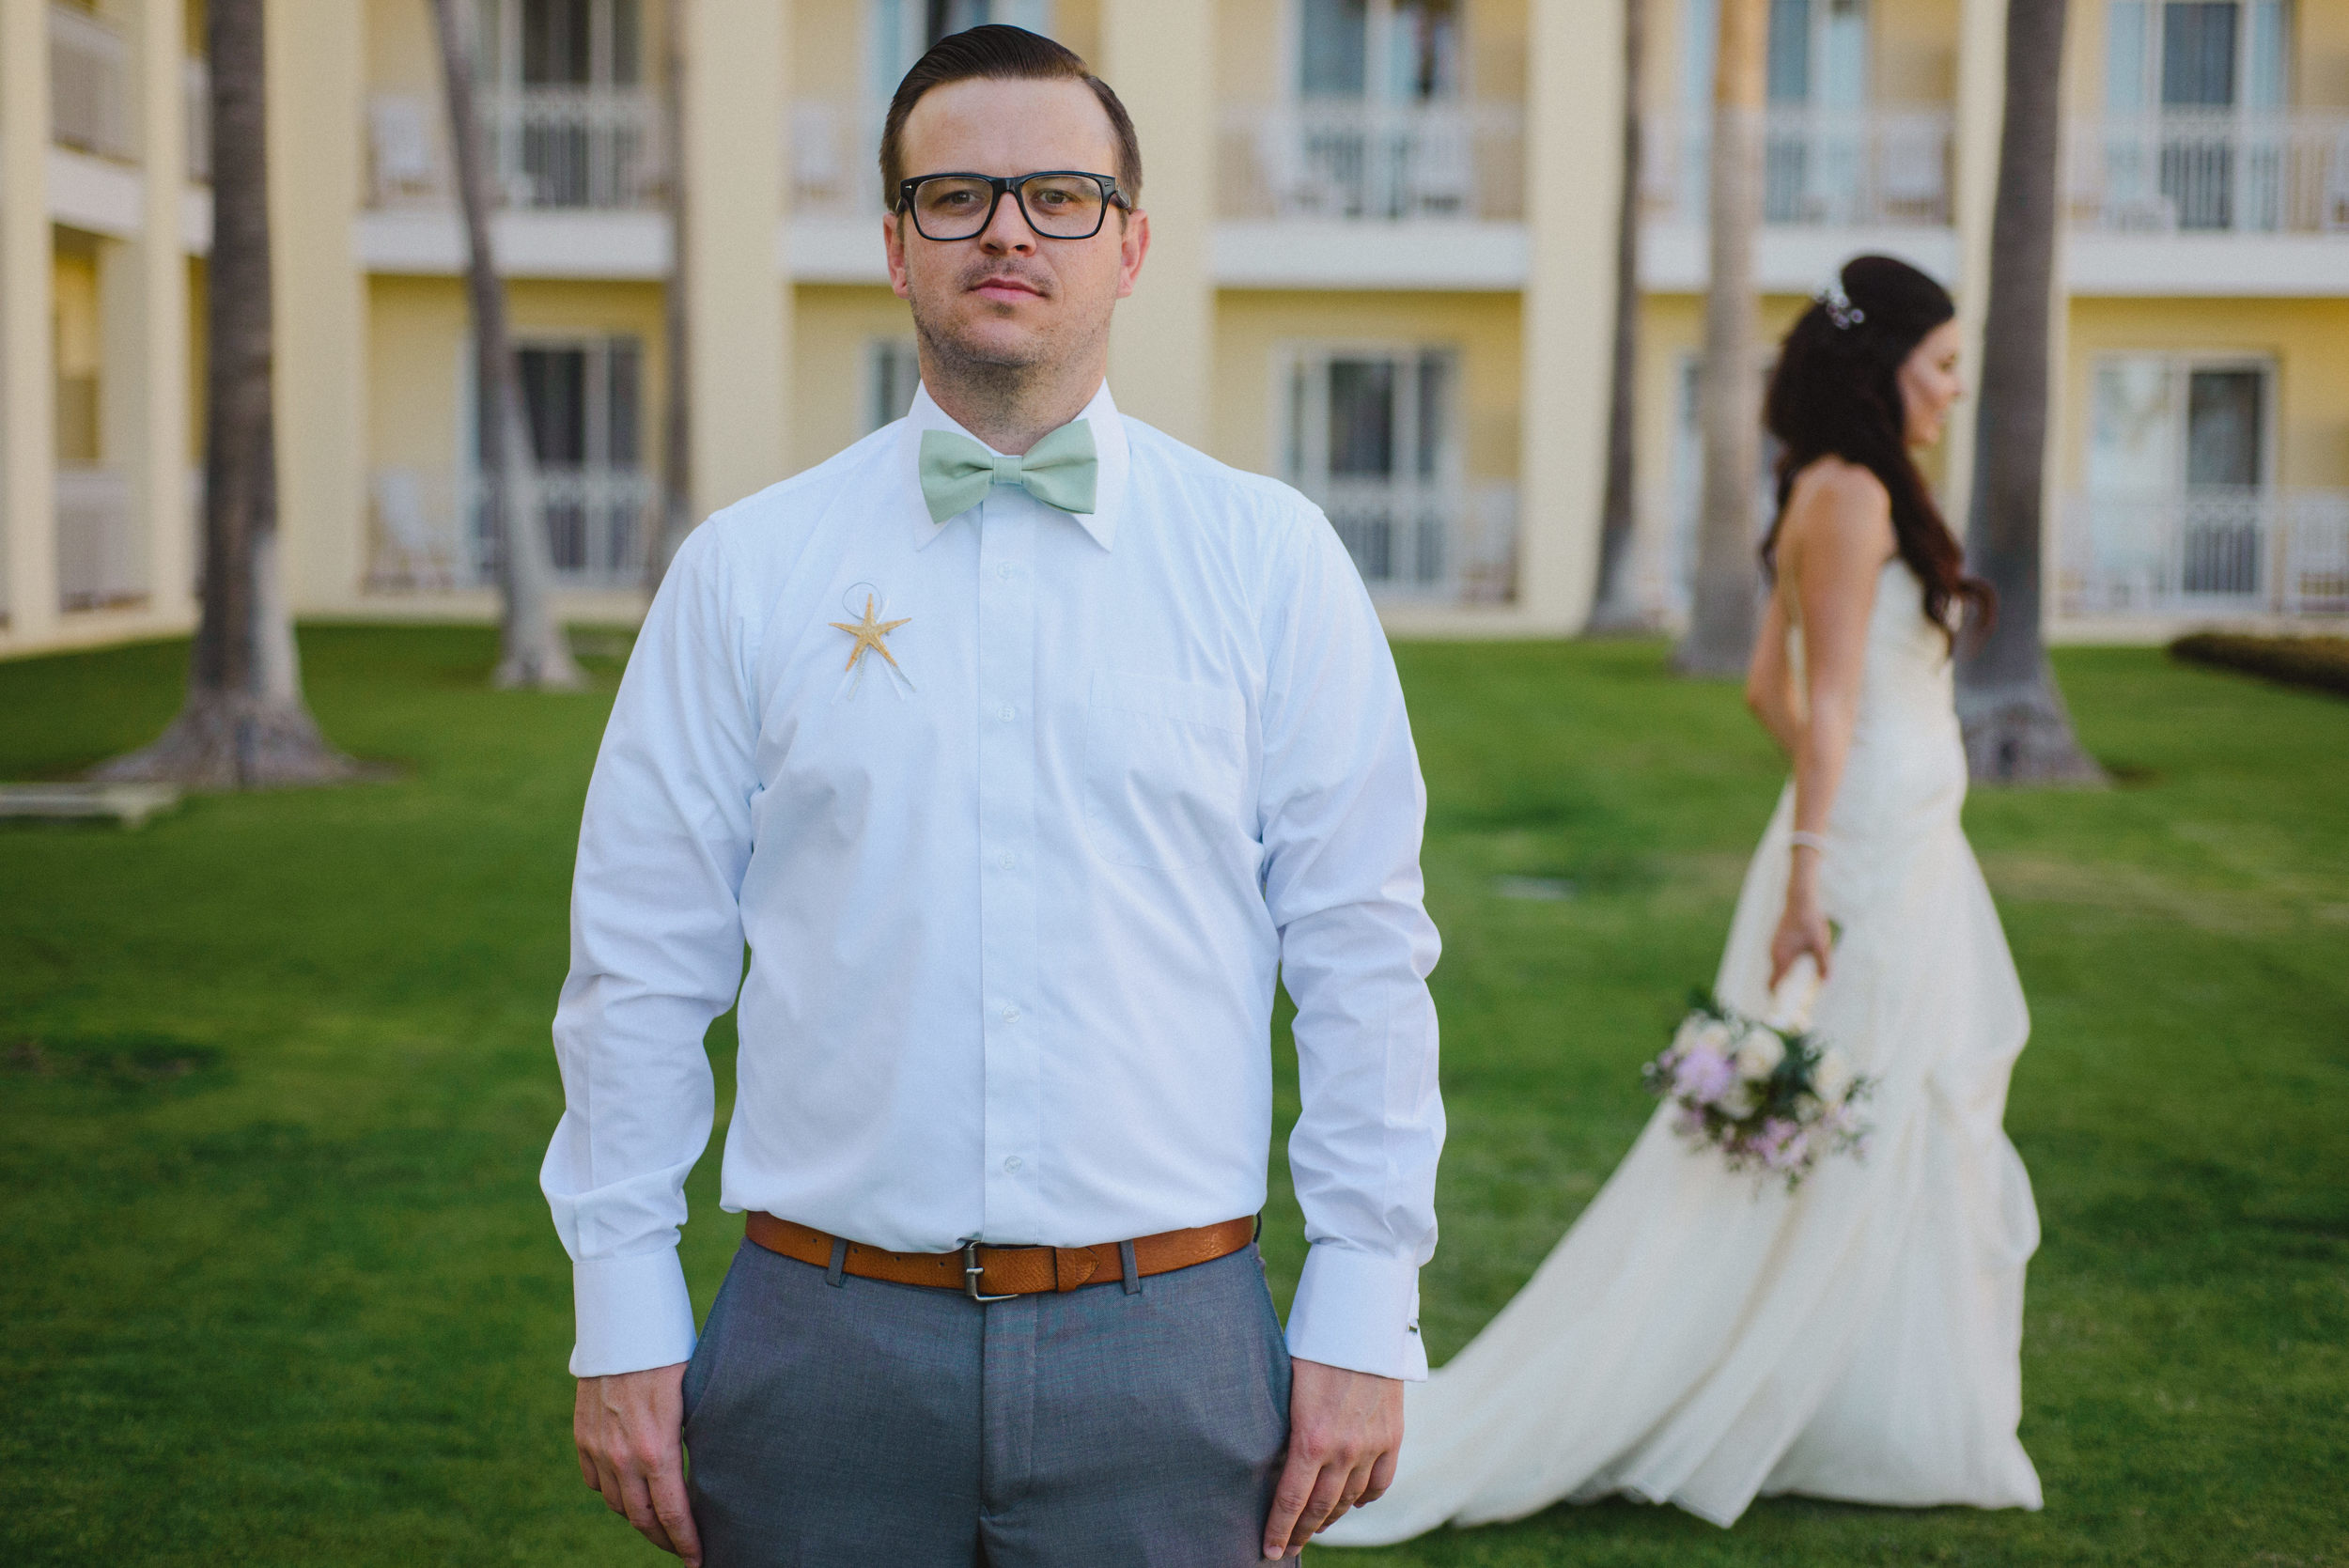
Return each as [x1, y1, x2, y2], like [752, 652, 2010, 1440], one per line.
[2068, 113, 2349, 235]
[789, 100, 879, 219]
[2061, 489, 2349, 618]
[367, 88, 665, 211]
[56, 465, 145, 612]
[1643, 107, 1953, 228]
[1315, 479, 1517, 603]
[461, 468, 652, 591]
[1221, 101, 1525, 223]
[50, 3, 132, 160]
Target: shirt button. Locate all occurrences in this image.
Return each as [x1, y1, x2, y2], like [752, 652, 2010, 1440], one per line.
[998, 851, 1015, 869]
[1003, 1156, 1023, 1173]
[1002, 1005, 1019, 1022]
[997, 563, 1016, 581]
[998, 704, 1016, 722]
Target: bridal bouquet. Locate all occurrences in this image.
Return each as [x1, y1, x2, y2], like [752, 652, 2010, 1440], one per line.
[1642, 989, 1872, 1190]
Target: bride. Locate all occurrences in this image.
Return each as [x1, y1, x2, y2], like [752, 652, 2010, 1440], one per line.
[1321, 255, 2045, 1544]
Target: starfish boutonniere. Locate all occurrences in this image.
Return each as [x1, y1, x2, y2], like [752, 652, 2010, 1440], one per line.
[829, 593, 911, 678]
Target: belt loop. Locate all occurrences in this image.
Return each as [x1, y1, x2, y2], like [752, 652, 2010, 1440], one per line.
[826, 1235, 849, 1288]
[1119, 1239, 1141, 1295]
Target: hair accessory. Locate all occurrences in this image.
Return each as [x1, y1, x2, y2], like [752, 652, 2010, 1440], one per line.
[1818, 281, 1866, 331]
[1789, 831, 1831, 855]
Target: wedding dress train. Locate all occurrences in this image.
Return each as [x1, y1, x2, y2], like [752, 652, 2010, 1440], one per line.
[1323, 560, 2043, 1541]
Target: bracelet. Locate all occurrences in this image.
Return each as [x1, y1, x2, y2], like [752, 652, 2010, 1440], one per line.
[1789, 831, 1830, 854]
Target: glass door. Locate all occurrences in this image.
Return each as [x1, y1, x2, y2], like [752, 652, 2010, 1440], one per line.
[1761, 0, 1869, 222]
[1283, 345, 1459, 593]
[2104, 0, 2293, 230]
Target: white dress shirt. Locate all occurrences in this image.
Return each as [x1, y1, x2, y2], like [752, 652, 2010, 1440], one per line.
[543, 381, 1443, 1382]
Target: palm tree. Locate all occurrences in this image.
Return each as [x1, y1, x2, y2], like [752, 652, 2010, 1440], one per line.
[429, 0, 583, 689]
[98, 0, 354, 787]
[1954, 0, 2102, 783]
[1675, 0, 1767, 675]
[1587, 0, 1650, 633]
[646, 0, 693, 593]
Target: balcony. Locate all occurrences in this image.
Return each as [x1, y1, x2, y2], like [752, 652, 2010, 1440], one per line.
[1639, 106, 1955, 291]
[367, 87, 665, 211]
[2060, 489, 2349, 619]
[2068, 113, 2349, 236]
[370, 465, 652, 595]
[50, 3, 131, 161]
[1220, 101, 1524, 225]
[55, 465, 145, 612]
[788, 100, 878, 221]
[1317, 478, 1517, 604]
[1643, 106, 1953, 229]
[464, 468, 653, 592]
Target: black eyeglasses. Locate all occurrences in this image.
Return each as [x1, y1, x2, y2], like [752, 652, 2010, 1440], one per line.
[894, 170, 1131, 241]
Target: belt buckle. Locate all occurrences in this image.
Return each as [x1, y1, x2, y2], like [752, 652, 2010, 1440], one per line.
[961, 1239, 1017, 1303]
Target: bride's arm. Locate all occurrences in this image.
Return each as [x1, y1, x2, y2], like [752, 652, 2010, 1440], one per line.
[1744, 591, 1799, 756]
[1773, 463, 1894, 987]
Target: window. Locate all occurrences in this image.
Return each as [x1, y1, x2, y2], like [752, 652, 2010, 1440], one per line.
[1281, 345, 1462, 594]
[2089, 355, 2271, 495]
[2088, 354, 2273, 595]
[866, 339, 922, 433]
[477, 0, 641, 89]
[868, 0, 1056, 109]
[1299, 0, 1461, 102]
[1665, 353, 1782, 622]
[1682, 0, 1867, 111]
[473, 335, 649, 585]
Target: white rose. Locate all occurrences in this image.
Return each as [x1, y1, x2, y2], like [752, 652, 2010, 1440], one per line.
[1670, 1015, 1706, 1057]
[1694, 1019, 1735, 1055]
[1733, 1026, 1785, 1082]
[1813, 1048, 1854, 1105]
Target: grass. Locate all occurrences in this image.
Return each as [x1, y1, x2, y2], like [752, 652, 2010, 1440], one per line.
[2, 625, 2344, 1567]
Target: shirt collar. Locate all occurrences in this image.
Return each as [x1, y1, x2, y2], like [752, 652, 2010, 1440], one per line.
[898, 380, 1128, 551]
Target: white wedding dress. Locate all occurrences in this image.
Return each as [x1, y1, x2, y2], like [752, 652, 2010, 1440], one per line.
[1322, 560, 2043, 1542]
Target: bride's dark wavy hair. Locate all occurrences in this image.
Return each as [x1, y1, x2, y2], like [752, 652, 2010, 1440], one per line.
[1761, 254, 1993, 642]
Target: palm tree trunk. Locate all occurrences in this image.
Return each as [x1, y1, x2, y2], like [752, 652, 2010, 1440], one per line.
[430, 0, 583, 690]
[1587, 0, 1650, 634]
[1955, 0, 2101, 784]
[97, 0, 353, 787]
[646, 0, 693, 594]
[1675, 0, 1767, 675]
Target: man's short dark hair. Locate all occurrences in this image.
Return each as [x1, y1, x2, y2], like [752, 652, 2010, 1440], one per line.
[879, 25, 1143, 214]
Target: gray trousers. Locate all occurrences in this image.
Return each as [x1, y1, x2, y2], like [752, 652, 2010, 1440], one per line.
[682, 1236, 1293, 1567]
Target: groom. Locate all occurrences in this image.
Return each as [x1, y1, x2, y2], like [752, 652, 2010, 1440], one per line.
[544, 25, 1442, 1566]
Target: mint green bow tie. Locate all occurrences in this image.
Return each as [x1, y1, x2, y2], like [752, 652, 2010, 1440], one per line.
[917, 420, 1097, 525]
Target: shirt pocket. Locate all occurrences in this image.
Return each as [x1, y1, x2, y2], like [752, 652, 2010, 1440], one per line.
[1082, 670, 1249, 872]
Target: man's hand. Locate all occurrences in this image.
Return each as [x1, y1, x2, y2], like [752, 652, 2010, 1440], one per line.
[575, 1363, 701, 1566]
[1262, 1358, 1404, 1560]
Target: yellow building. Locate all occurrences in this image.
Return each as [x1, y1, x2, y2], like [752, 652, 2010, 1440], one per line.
[2, 0, 2342, 662]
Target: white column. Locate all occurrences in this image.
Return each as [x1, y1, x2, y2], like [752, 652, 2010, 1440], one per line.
[682, 0, 789, 520]
[1, 0, 58, 647]
[1518, 0, 1626, 631]
[1941, 0, 2006, 538]
[268, 0, 366, 613]
[1099, 0, 1214, 448]
[128, 0, 193, 625]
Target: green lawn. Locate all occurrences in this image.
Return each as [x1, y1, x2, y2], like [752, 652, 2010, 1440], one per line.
[2, 627, 2343, 1567]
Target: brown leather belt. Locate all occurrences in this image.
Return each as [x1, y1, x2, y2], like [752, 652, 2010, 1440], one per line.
[746, 1212, 1257, 1299]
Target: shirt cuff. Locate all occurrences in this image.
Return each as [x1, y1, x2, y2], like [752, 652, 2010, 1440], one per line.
[1283, 1244, 1428, 1382]
[569, 1248, 699, 1377]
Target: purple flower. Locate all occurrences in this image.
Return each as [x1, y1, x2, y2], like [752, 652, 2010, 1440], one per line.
[1672, 1046, 1737, 1106]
